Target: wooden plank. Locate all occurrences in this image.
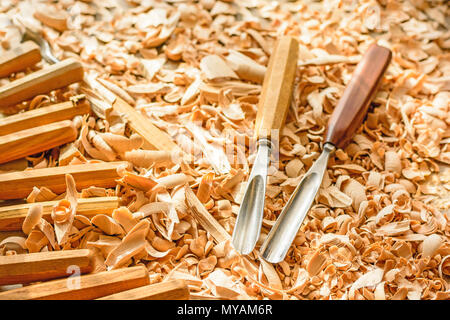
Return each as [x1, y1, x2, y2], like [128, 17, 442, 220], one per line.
[189, 293, 229, 300]
[184, 185, 230, 243]
[112, 97, 182, 152]
[0, 231, 25, 243]
[0, 265, 149, 300]
[0, 98, 90, 136]
[0, 249, 94, 285]
[97, 280, 189, 300]
[0, 196, 120, 231]
[0, 158, 28, 173]
[0, 58, 83, 108]
[0, 41, 41, 78]
[0, 161, 127, 200]
[0, 120, 77, 164]
[83, 77, 182, 152]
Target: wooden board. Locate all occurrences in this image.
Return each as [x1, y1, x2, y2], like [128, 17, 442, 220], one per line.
[0, 265, 149, 300]
[0, 58, 84, 108]
[98, 280, 189, 300]
[184, 185, 230, 243]
[0, 41, 41, 78]
[0, 196, 120, 231]
[83, 77, 182, 152]
[0, 249, 94, 285]
[0, 120, 77, 164]
[112, 96, 183, 152]
[0, 98, 90, 136]
[0, 161, 127, 200]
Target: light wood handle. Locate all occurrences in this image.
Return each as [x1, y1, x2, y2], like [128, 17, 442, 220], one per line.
[324, 44, 391, 149]
[0, 266, 149, 300]
[0, 41, 42, 78]
[0, 161, 128, 200]
[0, 58, 83, 108]
[0, 196, 119, 231]
[0, 249, 94, 285]
[0, 99, 90, 136]
[255, 36, 298, 139]
[0, 120, 77, 164]
[97, 280, 189, 300]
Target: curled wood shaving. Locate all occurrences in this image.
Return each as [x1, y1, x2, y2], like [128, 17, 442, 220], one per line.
[52, 174, 77, 245]
[105, 219, 150, 270]
[22, 204, 43, 235]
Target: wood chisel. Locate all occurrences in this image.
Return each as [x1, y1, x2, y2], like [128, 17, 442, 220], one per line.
[232, 36, 299, 254]
[260, 43, 392, 263]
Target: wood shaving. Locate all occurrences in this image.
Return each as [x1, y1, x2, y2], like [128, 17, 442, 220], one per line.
[0, 0, 448, 301]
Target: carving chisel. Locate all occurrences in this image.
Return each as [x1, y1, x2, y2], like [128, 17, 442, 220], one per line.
[260, 43, 392, 263]
[232, 36, 299, 254]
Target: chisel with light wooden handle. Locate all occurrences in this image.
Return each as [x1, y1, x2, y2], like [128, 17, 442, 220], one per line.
[0, 41, 41, 78]
[0, 249, 94, 285]
[0, 265, 149, 300]
[232, 36, 299, 255]
[0, 58, 83, 108]
[260, 43, 392, 263]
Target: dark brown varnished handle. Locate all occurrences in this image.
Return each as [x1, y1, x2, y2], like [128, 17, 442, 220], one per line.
[324, 44, 391, 149]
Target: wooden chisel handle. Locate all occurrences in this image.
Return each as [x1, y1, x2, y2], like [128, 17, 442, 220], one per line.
[0, 249, 94, 285]
[324, 43, 391, 149]
[255, 36, 298, 139]
[0, 58, 83, 108]
[0, 41, 42, 78]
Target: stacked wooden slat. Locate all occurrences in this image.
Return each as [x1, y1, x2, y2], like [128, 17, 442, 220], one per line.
[0, 42, 190, 300]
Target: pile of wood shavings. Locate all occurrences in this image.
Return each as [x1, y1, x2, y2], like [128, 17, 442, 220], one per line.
[0, 0, 449, 300]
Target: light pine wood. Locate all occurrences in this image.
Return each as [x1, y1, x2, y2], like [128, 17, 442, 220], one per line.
[0, 161, 128, 200]
[0, 158, 28, 172]
[0, 41, 42, 78]
[0, 196, 120, 231]
[80, 87, 112, 120]
[0, 58, 84, 108]
[33, 10, 68, 33]
[184, 185, 261, 282]
[98, 280, 189, 300]
[0, 249, 94, 285]
[0, 98, 90, 136]
[0, 120, 77, 164]
[83, 77, 183, 152]
[184, 185, 230, 243]
[112, 96, 182, 152]
[58, 143, 83, 166]
[0, 231, 25, 243]
[254, 37, 299, 139]
[0, 265, 149, 300]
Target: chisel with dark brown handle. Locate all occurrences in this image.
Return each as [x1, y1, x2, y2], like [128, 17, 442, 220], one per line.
[260, 43, 392, 263]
